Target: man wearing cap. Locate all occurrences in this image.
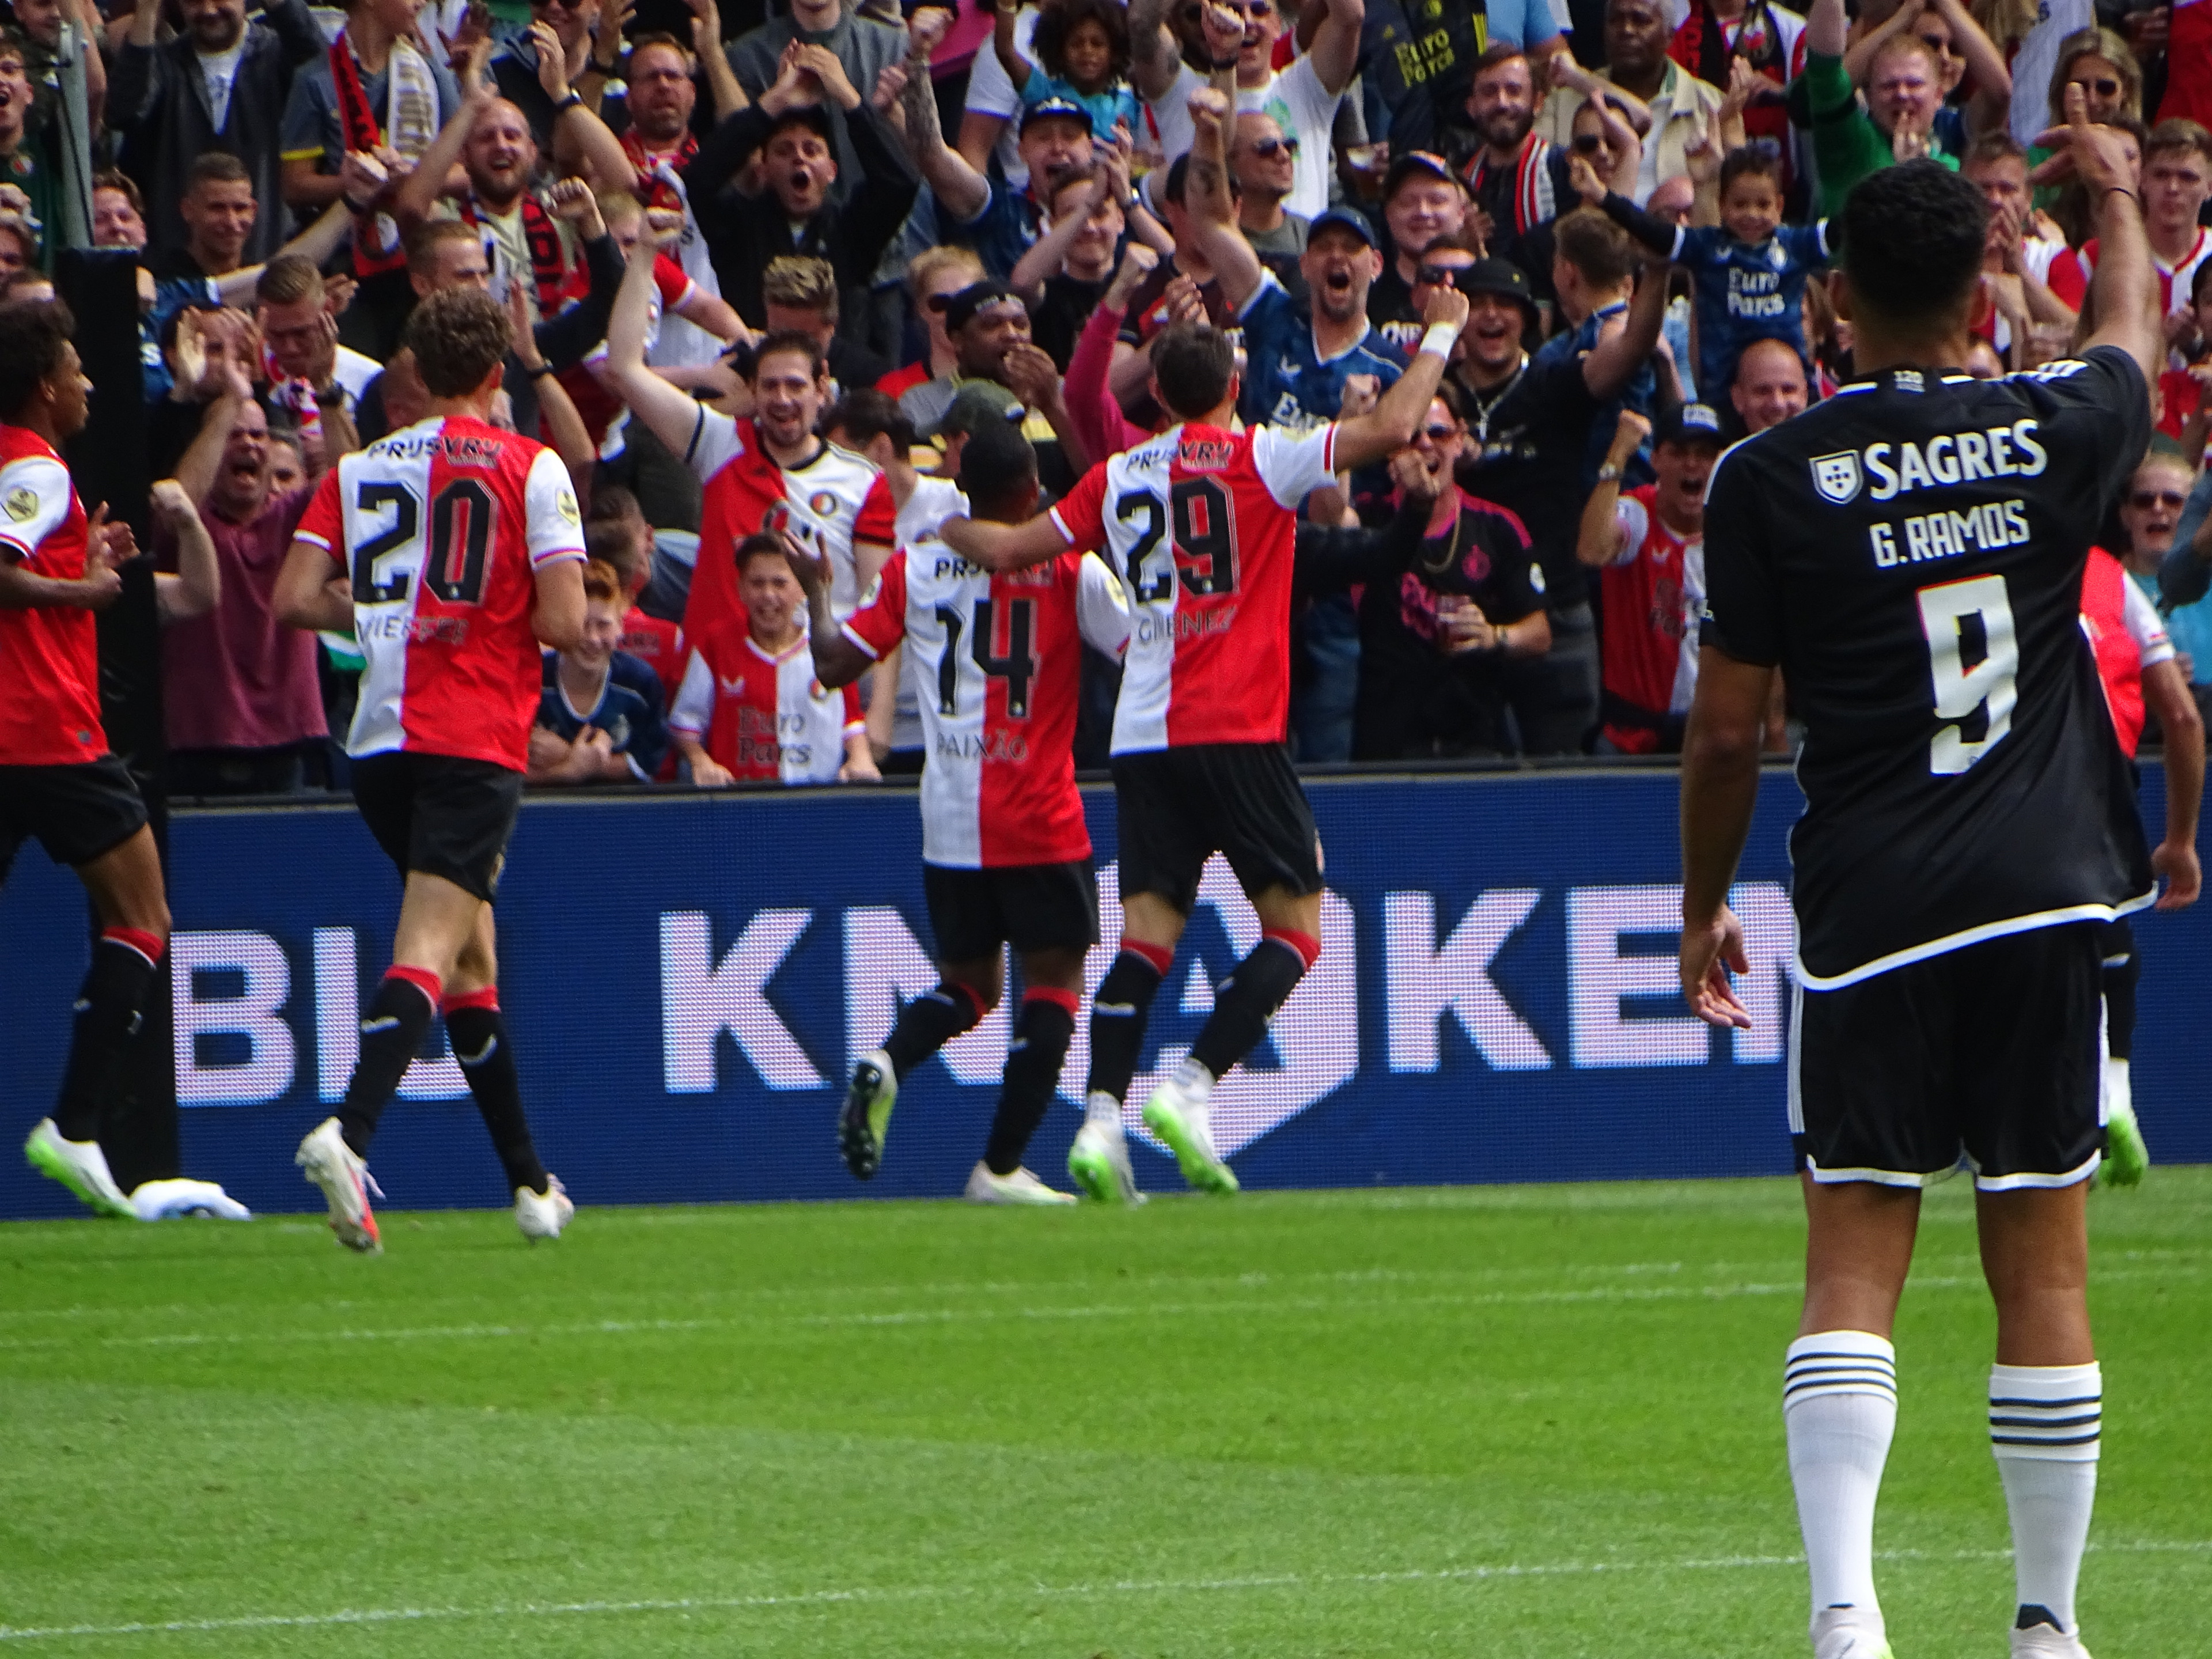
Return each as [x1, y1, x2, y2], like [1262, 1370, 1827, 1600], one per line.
[903, 282, 1084, 499]
[1370, 151, 1474, 353]
[1576, 400, 1722, 754]
[686, 56, 919, 335]
[1453, 247, 1668, 752]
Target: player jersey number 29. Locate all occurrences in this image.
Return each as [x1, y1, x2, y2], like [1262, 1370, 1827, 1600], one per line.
[1116, 476, 1238, 601]
[934, 597, 1041, 717]
[1918, 573, 2018, 775]
[351, 477, 498, 605]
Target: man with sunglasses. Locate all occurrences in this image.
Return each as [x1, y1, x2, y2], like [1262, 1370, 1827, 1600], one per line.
[1229, 111, 1307, 278]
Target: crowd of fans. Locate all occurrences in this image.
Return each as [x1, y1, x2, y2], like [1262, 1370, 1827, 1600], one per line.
[16, 0, 2212, 790]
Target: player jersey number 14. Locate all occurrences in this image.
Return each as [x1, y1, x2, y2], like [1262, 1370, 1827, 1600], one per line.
[1918, 573, 2019, 775]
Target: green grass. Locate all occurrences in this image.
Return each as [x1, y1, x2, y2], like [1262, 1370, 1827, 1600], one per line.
[1, 1171, 2207, 1656]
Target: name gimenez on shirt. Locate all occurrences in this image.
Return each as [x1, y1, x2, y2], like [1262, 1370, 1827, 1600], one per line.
[1135, 605, 1238, 645]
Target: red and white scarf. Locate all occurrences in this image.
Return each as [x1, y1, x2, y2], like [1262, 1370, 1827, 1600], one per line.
[329, 28, 441, 276]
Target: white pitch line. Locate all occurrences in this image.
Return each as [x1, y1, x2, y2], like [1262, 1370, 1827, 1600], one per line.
[1, 1541, 2203, 1644]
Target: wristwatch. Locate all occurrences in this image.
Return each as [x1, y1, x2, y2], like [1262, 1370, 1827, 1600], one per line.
[555, 90, 585, 115]
[1595, 463, 1623, 483]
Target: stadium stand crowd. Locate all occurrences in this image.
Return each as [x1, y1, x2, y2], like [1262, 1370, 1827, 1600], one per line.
[12, 0, 2212, 790]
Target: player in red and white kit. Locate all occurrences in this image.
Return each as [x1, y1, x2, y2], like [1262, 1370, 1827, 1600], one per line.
[668, 533, 874, 786]
[1576, 402, 1724, 755]
[792, 419, 1138, 1205]
[2079, 543, 2204, 1188]
[0, 301, 229, 1218]
[601, 219, 894, 649]
[941, 266, 1470, 1195]
[274, 288, 588, 1253]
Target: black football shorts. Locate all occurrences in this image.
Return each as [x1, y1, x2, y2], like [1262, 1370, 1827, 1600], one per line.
[350, 752, 525, 903]
[1110, 742, 1323, 914]
[922, 859, 1100, 964]
[1789, 922, 2106, 1191]
[0, 755, 149, 884]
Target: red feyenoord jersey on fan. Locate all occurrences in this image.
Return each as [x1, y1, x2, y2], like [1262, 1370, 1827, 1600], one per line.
[1048, 421, 1336, 753]
[1597, 484, 1706, 747]
[0, 425, 103, 765]
[842, 539, 1130, 867]
[676, 407, 896, 644]
[668, 620, 862, 784]
[296, 416, 586, 768]
[2082, 547, 2175, 759]
[2048, 229, 2212, 370]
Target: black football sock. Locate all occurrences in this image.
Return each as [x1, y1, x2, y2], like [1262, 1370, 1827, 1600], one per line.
[1085, 939, 1171, 1103]
[984, 990, 1078, 1176]
[1188, 930, 1319, 1081]
[880, 981, 985, 1082]
[445, 990, 548, 1195]
[336, 968, 441, 1156]
[2100, 929, 2138, 1062]
[52, 927, 164, 1143]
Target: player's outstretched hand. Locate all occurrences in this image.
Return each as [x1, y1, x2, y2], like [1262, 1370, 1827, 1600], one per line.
[1421, 281, 1471, 333]
[2028, 81, 2137, 198]
[2153, 839, 2201, 910]
[1680, 905, 1753, 1029]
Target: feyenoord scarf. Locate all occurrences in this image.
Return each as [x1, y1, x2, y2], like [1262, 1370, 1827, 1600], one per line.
[619, 128, 698, 218]
[331, 29, 440, 276]
[1465, 133, 1557, 238]
[461, 192, 569, 319]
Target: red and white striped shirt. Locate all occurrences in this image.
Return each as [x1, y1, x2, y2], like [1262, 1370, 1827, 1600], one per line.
[1046, 421, 1336, 753]
[0, 425, 101, 766]
[1596, 485, 1705, 752]
[295, 415, 586, 769]
[842, 539, 1129, 867]
[668, 621, 862, 785]
[2048, 228, 2212, 371]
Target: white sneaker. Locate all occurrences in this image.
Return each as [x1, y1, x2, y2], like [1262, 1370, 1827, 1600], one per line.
[1067, 1097, 1146, 1204]
[294, 1116, 382, 1254]
[963, 1162, 1078, 1205]
[1141, 1066, 1239, 1194]
[22, 1119, 134, 1218]
[1812, 1608, 1895, 1659]
[515, 1175, 573, 1242]
[2012, 1624, 2092, 1658]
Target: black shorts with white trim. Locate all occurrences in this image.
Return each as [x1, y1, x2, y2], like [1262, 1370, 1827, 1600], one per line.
[1788, 921, 2105, 1190]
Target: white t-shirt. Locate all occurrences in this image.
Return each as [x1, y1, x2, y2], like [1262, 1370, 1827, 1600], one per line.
[963, 6, 1042, 190]
[199, 40, 247, 132]
[2009, 0, 2095, 146]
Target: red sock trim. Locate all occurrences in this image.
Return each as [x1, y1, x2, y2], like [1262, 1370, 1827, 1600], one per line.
[1263, 929, 1321, 971]
[441, 986, 500, 1014]
[944, 981, 988, 1028]
[1119, 937, 1174, 975]
[100, 926, 165, 968]
[1022, 985, 1081, 1016]
[385, 964, 445, 1007]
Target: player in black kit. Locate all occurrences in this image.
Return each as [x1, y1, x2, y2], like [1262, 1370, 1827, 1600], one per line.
[1676, 90, 2168, 1659]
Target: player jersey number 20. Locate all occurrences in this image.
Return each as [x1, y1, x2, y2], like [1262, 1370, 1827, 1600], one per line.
[351, 478, 499, 605]
[1115, 476, 1238, 601]
[1918, 572, 2018, 775]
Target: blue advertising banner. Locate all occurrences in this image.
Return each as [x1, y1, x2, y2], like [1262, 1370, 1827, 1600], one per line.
[2, 767, 2202, 1221]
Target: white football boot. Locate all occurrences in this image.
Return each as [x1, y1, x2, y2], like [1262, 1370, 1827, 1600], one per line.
[963, 1162, 1078, 1205]
[515, 1175, 573, 1242]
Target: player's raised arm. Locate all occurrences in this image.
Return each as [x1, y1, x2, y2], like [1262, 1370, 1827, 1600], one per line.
[937, 510, 1074, 573]
[1332, 285, 1469, 474]
[2031, 84, 2162, 383]
[604, 212, 717, 459]
[786, 532, 878, 690]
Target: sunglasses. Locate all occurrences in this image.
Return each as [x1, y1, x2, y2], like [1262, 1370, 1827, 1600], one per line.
[1248, 135, 1298, 158]
[2070, 75, 2123, 99]
[2131, 490, 2188, 510]
[1415, 264, 1469, 286]
[1570, 132, 1607, 155]
[1419, 424, 1457, 442]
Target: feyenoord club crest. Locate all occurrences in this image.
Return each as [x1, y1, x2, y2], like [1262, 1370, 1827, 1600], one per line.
[1810, 452, 1862, 505]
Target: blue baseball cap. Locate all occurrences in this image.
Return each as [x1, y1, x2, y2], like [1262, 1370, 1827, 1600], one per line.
[1307, 204, 1379, 249]
[1021, 95, 1093, 134]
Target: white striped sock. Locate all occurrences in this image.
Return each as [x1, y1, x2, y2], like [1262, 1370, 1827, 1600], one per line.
[1991, 1361, 2101, 1635]
[1784, 1331, 1897, 1624]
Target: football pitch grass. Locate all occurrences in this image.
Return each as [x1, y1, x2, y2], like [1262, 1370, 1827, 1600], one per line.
[2, 1171, 2207, 1657]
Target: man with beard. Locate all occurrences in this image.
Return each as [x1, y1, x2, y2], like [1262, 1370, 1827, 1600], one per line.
[1458, 46, 1578, 302]
[1229, 111, 1307, 283]
[160, 360, 329, 796]
[108, 0, 327, 266]
[1452, 251, 1666, 753]
[1537, 0, 1736, 206]
[685, 50, 917, 336]
[615, 32, 740, 370]
[605, 219, 896, 661]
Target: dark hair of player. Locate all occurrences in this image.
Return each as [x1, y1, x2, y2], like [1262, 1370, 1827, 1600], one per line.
[1718, 145, 1782, 195]
[588, 482, 642, 523]
[745, 329, 826, 383]
[1149, 321, 1236, 419]
[826, 387, 917, 453]
[734, 531, 790, 572]
[1552, 207, 1635, 288]
[0, 298, 77, 422]
[1837, 159, 1988, 329]
[402, 286, 514, 397]
[956, 417, 1039, 520]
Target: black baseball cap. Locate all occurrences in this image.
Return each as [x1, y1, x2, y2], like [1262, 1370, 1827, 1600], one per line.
[1653, 400, 1725, 448]
[1459, 257, 1538, 319]
[929, 280, 1026, 333]
[1308, 204, 1379, 249]
[1021, 95, 1093, 134]
[922, 381, 1027, 441]
[1383, 149, 1459, 199]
